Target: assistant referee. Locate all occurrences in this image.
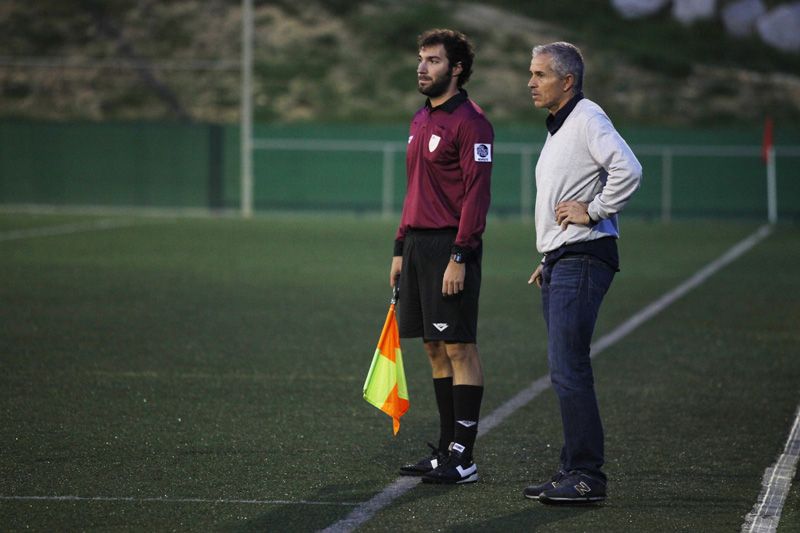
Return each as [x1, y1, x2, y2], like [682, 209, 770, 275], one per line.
[389, 28, 493, 485]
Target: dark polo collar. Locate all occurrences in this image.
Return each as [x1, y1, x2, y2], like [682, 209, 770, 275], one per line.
[426, 89, 469, 113]
[546, 92, 584, 135]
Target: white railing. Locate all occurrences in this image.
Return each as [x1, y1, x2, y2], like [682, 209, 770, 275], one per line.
[251, 139, 800, 222]
[634, 144, 800, 223]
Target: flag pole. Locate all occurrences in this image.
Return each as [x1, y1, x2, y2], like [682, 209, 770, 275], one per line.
[762, 116, 777, 225]
[767, 146, 777, 224]
[240, 0, 254, 218]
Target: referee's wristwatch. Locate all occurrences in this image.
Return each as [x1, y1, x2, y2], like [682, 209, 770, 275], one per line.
[450, 252, 465, 264]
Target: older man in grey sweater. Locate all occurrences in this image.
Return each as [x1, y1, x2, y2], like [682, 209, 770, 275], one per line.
[524, 42, 642, 505]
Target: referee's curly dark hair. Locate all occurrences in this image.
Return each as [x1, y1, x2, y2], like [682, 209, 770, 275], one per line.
[417, 29, 474, 87]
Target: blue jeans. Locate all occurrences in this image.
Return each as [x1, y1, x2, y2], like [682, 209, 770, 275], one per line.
[541, 254, 614, 482]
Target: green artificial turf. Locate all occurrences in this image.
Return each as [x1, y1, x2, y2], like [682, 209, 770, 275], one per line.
[1, 213, 797, 531]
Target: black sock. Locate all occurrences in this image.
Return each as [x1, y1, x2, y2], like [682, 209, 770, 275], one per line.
[452, 384, 484, 461]
[433, 377, 454, 452]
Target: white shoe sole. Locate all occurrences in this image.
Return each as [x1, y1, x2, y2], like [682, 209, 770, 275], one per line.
[539, 495, 605, 504]
[422, 472, 479, 484]
[456, 472, 479, 484]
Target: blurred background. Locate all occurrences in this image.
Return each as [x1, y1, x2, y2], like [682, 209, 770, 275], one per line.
[1, 0, 799, 219]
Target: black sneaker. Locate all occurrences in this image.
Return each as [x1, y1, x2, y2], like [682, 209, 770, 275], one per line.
[399, 442, 448, 476]
[538, 471, 606, 504]
[421, 442, 478, 485]
[523, 469, 568, 499]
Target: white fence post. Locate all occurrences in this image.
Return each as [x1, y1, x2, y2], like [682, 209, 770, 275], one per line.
[382, 144, 395, 220]
[661, 147, 672, 223]
[521, 149, 534, 222]
[240, 0, 254, 218]
[767, 146, 778, 224]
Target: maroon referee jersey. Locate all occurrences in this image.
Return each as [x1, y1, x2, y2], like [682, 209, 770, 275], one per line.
[395, 90, 493, 256]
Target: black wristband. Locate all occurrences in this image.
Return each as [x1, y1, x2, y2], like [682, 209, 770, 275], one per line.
[450, 244, 472, 263]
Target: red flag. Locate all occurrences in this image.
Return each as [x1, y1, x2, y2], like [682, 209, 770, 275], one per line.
[762, 116, 774, 164]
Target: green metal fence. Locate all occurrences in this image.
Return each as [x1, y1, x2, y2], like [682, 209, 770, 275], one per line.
[0, 120, 221, 209]
[2, 120, 799, 221]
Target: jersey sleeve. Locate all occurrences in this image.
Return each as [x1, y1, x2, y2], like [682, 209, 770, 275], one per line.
[454, 116, 493, 255]
[394, 120, 418, 255]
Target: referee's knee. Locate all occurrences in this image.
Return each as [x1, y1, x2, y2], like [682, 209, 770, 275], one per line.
[423, 340, 446, 360]
[444, 342, 478, 363]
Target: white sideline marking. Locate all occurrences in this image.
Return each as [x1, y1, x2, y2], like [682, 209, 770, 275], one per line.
[590, 224, 773, 357]
[742, 404, 800, 533]
[321, 225, 774, 533]
[318, 478, 420, 532]
[0, 218, 136, 242]
[0, 495, 359, 506]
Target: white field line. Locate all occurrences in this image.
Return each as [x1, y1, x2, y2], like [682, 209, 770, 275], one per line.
[742, 404, 800, 533]
[0, 203, 236, 218]
[0, 495, 358, 506]
[321, 224, 774, 533]
[0, 218, 137, 242]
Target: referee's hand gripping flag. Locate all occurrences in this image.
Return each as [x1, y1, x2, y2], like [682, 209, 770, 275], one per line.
[363, 286, 409, 435]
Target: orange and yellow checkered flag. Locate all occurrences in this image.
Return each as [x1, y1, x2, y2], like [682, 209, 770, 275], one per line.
[363, 288, 409, 435]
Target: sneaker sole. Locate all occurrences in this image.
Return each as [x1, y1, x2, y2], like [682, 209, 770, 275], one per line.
[539, 495, 605, 505]
[421, 472, 479, 485]
[523, 481, 560, 500]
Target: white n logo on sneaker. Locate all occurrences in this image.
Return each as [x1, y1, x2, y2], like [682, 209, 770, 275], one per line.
[574, 481, 592, 496]
[456, 463, 477, 477]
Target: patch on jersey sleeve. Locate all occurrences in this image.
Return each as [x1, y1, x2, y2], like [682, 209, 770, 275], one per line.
[474, 143, 492, 162]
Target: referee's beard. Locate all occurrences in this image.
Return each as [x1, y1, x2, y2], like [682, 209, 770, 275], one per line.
[418, 69, 453, 98]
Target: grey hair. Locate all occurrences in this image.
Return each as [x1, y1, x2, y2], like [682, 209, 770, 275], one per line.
[532, 42, 584, 93]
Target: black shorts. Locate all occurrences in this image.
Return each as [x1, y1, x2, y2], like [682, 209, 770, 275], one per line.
[397, 229, 481, 343]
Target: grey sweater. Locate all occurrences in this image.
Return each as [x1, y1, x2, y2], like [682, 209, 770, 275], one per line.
[534, 98, 642, 255]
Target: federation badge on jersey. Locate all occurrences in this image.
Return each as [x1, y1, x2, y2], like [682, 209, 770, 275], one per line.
[474, 143, 492, 162]
[429, 134, 441, 152]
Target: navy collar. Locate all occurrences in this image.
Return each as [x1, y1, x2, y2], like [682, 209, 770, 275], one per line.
[426, 89, 468, 113]
[546, 92, 584, 135]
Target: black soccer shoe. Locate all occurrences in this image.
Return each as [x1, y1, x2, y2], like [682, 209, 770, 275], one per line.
[399, 442, 448, 476]
[523, 469, 568, 499]
[538, 471, 606, 504]
[421, 442, 478, 485]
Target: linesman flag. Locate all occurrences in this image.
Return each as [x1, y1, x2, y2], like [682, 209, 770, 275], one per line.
[363, 287, 409, 435]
